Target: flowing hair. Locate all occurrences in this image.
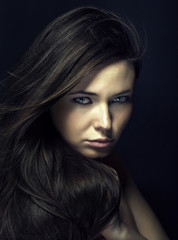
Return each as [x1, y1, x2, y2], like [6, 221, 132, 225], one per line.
[0, 6, 143, 239]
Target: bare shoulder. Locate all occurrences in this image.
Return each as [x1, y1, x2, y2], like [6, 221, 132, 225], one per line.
[100, 150, 170, 240]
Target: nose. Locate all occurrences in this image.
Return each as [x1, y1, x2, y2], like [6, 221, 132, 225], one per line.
[93, 104, 112, 131]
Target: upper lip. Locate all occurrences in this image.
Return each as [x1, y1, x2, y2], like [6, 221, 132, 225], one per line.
[88, 138, 113, 142]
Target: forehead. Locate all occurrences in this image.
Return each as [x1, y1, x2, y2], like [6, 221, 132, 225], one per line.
[70, 61, 135, 94]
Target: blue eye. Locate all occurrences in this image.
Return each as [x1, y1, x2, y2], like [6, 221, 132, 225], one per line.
[73, 97, 92, 105]
[112, 96, 131, 104]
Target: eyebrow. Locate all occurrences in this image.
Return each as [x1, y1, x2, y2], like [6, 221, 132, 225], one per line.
[68, 90, 132, 96]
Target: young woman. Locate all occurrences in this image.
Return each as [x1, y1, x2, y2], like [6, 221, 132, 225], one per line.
[0, 6, 169, 240]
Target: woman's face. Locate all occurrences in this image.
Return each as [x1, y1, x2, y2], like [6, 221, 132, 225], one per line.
[50, 61, 135, 159]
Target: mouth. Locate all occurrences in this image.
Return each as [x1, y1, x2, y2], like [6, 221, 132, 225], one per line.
[86, 138, 114, 148]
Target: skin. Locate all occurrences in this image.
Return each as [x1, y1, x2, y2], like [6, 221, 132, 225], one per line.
[50, 60, 169, 240]
[50, 61, 135, 159]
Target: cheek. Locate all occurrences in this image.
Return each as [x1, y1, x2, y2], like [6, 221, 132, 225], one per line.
[113, 105, 133, 133]
[64, 113, 82, 132]
[54, 110, 88, 138]
[123, 105, 133, 122]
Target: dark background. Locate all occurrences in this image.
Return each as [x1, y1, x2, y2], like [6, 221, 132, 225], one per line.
[0, 0, 177, 239]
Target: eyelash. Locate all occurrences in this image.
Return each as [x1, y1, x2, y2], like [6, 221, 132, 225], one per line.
[72, 96, 131, 105]
[72, 97, 92, 105]
[111, 96, 131, 104]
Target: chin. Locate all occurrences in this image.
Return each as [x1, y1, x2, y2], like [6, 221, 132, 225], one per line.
[81, 148, 112, 160]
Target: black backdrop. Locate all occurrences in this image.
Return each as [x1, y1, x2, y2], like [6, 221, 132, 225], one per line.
[0, 0, 177, 239]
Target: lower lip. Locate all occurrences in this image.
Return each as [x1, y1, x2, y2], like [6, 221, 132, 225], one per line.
[86, 141, 112, 148]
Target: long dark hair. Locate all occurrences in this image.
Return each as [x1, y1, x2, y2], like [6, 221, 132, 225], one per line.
[0, 6, 142, 239]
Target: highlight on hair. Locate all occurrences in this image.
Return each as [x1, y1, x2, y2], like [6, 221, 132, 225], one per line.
[0, 6, 143, 239]
[1, 124, 121, 239]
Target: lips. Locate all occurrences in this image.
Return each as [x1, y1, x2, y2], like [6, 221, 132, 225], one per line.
[86, 138, 113, 148]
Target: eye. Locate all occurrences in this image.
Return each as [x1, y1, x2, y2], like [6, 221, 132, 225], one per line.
[111, 95, 131, 104]
[72, 97, 92, 105]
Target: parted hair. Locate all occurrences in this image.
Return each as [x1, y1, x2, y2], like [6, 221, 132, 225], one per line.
[0, 6, 142, 239]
